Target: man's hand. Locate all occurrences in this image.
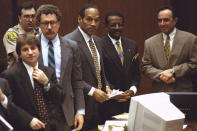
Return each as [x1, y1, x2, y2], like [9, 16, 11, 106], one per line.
[160, 69, 175, 84]
[74, 114, 84, 130]
[113, 90, 134, 102]
[30, 118, 45, 130]
[106, 86, 112, 95]
[0, 89, 5, 102]
[33, 68, 49, 85]
[93, 89, 109, 103]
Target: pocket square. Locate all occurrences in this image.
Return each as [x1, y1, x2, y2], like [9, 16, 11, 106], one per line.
[132, 53, 139, 61]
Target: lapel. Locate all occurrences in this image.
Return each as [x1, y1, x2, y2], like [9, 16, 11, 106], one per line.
[104, 36, 123, 71]
[17, 60, 37, 109]
[168, 29, 184, 66]
[75, 29, 97, 78]
[38, 35, 44, 65]
[154, 33, 168, 68]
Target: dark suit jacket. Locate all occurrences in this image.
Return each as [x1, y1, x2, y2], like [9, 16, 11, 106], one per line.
[0, 78, 12, 131]
[100, 35, 140, 116]
[38, 35, 85, 126]
[1, 60, 64, 131]
[64, 28, 108, 127]
[142, 29, 197, 92]
[101, 35, 140, 91]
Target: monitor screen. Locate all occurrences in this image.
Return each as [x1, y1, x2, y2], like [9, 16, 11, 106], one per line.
[167, 92, 197, 120]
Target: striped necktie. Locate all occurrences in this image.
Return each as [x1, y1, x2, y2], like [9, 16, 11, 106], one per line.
[48, 41, 55, 70]
[116, 41, 124, 65]
[88, 39, 102, 89]
[164, 35, 170, 60]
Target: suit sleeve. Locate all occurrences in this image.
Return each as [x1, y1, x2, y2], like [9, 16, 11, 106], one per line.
[173, 36, 197, 78]
[69, 41, 85, 111]
[142, 40, 163, 82]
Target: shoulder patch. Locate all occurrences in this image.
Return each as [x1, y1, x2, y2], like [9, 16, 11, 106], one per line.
[6, 31, 17, 41]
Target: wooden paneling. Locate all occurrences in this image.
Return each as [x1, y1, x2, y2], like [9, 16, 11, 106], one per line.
[1, 0, 170, 94]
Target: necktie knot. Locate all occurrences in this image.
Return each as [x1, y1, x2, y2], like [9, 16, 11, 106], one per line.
[48, 40, 53, 46]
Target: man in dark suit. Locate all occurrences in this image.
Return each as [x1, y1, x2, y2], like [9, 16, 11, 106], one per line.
[1, 34, 64, 131]
[100, 11, 140, 120]
[36, 4, 85, 131]
[142, 6, 197, 92]
[0, 78, 12, 131]
[64, 4, 111, 130]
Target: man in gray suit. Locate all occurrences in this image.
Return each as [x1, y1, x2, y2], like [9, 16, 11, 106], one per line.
[64, 4, 111, 130]
[142, 6, 197, 92]
[36, 4, 85, 131]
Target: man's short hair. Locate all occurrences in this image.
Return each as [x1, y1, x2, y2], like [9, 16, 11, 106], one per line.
[16, 34, 40, 56]
[36, 4, 62, 23]
[157, 6, 177, 19]
[18, 1, 36, 16]
[105, 11, 124, 26]
[79, 4, 99, 18]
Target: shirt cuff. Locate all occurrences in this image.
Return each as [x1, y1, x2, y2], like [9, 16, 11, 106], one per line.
[76, 109, 85, 115]
[129, 86, 137, 95]
[88, 87, 96, 96]
[44, 83, 51, 92]
[1, 95, 8, 109]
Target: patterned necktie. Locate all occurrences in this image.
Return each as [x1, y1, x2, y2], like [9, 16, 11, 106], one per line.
[88, 39, 102, 89]
[164, 35, 170, 60]
[48, 41, 55, 70]
[33, 72, 49, 124]
[116, 41, 124, 65]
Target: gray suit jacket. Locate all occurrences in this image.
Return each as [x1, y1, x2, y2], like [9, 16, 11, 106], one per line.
[64, 28, 108, 125]
[142, 29, 197, 92]
[38, 35, 85, 126]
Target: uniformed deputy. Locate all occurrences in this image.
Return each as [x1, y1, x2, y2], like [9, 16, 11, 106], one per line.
[3, 1, 41, 68]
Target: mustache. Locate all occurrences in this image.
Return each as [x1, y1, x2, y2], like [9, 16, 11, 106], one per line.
[45, 30, 54, 35]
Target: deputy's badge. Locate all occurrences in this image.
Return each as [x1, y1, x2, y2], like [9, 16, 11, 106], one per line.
[6, 31, 17, 41]
[132, 53, 139, 61]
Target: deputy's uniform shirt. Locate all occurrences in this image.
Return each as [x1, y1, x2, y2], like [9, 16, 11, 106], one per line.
[3, 24, 41, 68]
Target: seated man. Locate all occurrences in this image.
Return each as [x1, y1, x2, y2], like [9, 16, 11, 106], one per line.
[1, 34, 64, 131]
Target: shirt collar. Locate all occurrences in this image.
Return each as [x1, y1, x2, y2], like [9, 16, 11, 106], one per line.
[78, 26, 92, 42]
[23, 61, 38, 72]
[108, 34, 121, 44]
[41, 33, 59, 47]
[162, 28, 176, 40]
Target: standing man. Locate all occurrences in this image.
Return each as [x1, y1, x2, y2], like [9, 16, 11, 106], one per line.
[3, 1, 40, 68]
[64, 4, 111, 130]
[100, 11, 140, 120]
[142, 6, 197, 92]
[1, 34, 64, 131]
[36, 4, 85, 131]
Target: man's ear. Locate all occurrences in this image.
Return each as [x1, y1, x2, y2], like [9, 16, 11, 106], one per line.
[78, 16, 82, 25]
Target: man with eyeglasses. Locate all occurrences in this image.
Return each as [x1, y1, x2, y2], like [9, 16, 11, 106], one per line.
[36, 4, 85, 131]
[3, 1, 41, 68]
[100, 11, 140, 121]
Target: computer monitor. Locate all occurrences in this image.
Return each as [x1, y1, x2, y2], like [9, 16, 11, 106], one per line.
[127, 92, 185, 131]
[167, 92, 197, 120]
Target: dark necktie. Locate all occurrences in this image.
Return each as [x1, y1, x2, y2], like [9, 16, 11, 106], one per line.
[164, 35, 170, 60]
[48, 41, 55, 70]
[88, 39, 102, 89]
[116, 41, 124, 65]
[33, 73, 49, 124]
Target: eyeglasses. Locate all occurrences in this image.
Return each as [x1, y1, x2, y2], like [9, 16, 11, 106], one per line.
[40, 21, 58, 27]
[109, 23, 124, 28]
[23, 14, 35, 19]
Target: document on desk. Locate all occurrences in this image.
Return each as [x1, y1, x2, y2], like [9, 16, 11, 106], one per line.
[108, 89, 124, 98]
[112, 113, 129, 120]
[102, 120, 127, 131]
